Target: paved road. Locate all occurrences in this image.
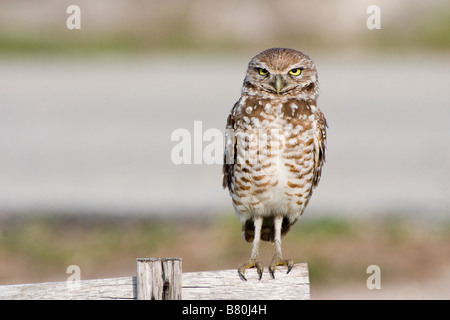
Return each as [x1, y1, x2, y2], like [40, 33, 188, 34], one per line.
[1, 53, 449, 218]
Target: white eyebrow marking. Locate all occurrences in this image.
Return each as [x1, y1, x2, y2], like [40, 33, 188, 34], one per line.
[276, 49, 282, 71]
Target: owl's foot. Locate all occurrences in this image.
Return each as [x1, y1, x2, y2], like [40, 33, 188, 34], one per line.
[238, 259, 263, 281]
[268, 257, 294, 279]
[268, 215, 294, 279]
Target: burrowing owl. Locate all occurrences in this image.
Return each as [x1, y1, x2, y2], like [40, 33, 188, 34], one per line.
[223, 48, 327, 280]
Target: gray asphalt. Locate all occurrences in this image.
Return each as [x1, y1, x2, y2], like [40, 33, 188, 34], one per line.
[1, 53, 449, 219]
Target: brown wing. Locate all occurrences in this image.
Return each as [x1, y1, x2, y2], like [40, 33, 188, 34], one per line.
[312, 108, 328, 188]
[222, 103, 238, 190]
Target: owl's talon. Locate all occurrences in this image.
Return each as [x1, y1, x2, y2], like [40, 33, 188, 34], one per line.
[268, 258, 294, 279]
[268, 266, 275, 279]
[257, 266, 263, 280]
[238, 259, 262, 281]
[286, 263, 293, 274]
[238, 269, 248, 281]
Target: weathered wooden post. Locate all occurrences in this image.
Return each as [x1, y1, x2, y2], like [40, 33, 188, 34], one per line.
[136, 258, 182, 300]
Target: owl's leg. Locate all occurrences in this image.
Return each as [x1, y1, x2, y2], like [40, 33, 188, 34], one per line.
[238, 216, 263, 281]
[268, 215, 294, 279]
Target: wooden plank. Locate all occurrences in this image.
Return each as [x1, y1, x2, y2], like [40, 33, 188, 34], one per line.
[182, 263, 310, 300]
[0, 276, 135, 300]
[0, 263, 309, 300]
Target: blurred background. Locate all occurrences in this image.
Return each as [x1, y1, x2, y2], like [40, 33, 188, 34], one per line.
[0, 0, 449, 299]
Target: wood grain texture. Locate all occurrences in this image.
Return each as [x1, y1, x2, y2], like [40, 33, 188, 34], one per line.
[0, 276, 136, 300]
[182, 263, 309, 300]
[136, 258, 182, 300]
[0, 262, 309, 300]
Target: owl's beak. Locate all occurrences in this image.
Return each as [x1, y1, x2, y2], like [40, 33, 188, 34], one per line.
[274, 75, 285, 94]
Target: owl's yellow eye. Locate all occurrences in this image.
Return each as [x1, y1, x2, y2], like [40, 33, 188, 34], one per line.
[289, 68, 302, 76]
[258, 68, 269, 76]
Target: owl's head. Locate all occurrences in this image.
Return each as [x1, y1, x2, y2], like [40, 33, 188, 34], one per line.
[243, 48, 318, 99]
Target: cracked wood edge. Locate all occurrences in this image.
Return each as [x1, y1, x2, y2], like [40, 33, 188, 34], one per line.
[136, 258, 182, 300]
